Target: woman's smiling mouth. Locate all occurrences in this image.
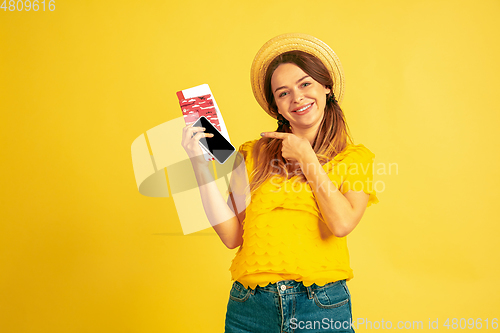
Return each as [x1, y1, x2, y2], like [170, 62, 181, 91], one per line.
[293, 102, 314, 115]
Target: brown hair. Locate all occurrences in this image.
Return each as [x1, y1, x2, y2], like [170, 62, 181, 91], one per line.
[249, 50, 353, 193]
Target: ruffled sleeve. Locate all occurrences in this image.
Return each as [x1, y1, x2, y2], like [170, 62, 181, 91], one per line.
[326, 144, 379, 207]
[237, 139, 259, 182]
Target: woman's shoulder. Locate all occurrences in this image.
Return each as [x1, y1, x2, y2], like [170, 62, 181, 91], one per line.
[237, 138, 261, 159]
[332, 143, 376, 164]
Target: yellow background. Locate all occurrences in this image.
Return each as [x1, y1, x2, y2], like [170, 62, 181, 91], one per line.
[1, 0, 499, 332]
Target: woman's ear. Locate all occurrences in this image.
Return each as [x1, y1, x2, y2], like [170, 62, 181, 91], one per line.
[324, 86, 331, 94]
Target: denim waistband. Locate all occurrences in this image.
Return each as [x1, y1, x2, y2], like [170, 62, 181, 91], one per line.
[242, 279, 345, 299]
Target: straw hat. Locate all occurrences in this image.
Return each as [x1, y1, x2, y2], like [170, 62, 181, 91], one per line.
[251, 33, 345, 118]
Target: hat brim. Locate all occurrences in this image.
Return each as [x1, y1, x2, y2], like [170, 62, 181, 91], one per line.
[251, 33, 345, 118]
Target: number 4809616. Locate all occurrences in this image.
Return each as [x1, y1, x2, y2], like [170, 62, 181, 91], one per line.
[1, 0, 56, 11]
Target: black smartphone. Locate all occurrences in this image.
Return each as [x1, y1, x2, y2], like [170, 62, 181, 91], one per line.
[192, 116, 236, 164]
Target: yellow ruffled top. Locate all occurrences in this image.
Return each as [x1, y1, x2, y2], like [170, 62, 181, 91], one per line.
[229, 138, 379, 290]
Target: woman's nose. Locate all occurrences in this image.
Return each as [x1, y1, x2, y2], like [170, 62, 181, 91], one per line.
[293, 91, 304, 103]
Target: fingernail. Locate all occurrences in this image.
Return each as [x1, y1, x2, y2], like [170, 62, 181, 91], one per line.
[260, 132, 264, 136]
[202, 127, 206, 130]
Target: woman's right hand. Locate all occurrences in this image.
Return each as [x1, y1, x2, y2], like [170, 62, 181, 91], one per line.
[181, 122, 214, 163]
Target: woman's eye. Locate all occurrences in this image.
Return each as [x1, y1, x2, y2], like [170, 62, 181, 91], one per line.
[279, 92, 288, 98]
[302, 82, 311, 87]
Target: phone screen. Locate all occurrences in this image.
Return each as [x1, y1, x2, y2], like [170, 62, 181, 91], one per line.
[192, 116, 235, 164]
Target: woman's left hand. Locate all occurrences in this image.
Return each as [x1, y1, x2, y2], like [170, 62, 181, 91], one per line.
[260, 132, 314, 164]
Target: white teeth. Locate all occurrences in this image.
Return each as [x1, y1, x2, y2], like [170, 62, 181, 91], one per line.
[295, 104, 311, 112]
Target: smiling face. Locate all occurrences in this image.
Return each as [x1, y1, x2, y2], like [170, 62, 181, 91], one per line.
[271, 63, 331, 131]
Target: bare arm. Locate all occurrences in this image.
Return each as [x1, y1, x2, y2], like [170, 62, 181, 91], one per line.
[299, 149, 369, 237]
[260, 131, 370, 237]
[181, 123, 246, 249]
[191, 160, 244, 249]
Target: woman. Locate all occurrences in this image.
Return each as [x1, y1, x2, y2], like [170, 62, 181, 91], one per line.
[182, 33, 379, 332]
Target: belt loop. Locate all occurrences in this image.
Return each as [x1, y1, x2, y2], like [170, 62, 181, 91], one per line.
[306, 285, 314, 299]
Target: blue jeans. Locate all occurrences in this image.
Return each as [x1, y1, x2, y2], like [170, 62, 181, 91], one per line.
[225, 279, 355, 333]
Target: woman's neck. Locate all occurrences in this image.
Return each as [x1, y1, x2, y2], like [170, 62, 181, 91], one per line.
[290, 125, 319, 146]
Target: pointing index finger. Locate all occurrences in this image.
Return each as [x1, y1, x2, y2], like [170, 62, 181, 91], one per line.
[260, 132, 290, 139]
